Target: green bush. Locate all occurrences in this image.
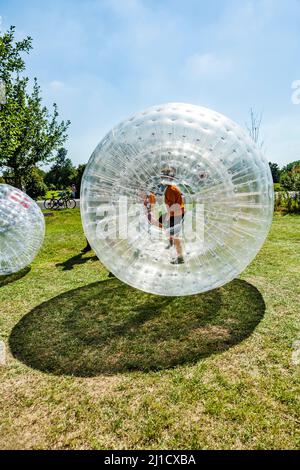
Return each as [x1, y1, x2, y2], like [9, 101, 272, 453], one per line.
[274, 183, 283, 192]
[24, 168, 48, 200]
[275, 191, 300, 214]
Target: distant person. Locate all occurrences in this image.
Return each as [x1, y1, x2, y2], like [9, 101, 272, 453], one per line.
[71, 184, 77, 199]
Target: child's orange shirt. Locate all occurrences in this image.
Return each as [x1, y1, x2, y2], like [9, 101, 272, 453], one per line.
[164, 185, 184, 215]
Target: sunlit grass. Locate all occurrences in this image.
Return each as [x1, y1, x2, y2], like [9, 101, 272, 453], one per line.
[0, 209, 299, 449]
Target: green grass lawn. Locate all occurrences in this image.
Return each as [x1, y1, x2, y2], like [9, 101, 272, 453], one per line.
[0, 209, 299, 449]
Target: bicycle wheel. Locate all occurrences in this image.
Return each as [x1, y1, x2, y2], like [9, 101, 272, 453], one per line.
[57, 198, 67, 209]
[52, 199, 61, 210]
[66, 199, 76, 209]
[44, 199, 54, 210]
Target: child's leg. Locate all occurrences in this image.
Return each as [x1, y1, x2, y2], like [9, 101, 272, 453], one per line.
[174, 238, 183, 257]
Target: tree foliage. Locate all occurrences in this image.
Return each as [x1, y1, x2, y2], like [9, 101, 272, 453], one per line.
[75, 163, 86, 192]
[279, 160, 300, 191]
[269, 162, 281, 183]
[44, 148, 76, 189]
[0, 26, 70, 189]
[24, 167, 48, 199]
[281, 160, 300, 174]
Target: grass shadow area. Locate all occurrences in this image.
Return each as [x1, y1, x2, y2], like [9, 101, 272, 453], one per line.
[9, 278, 265, 377]
[56, 253, 98, 271]
[0, 267, 31, 288]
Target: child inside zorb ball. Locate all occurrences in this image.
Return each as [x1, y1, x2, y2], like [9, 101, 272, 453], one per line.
[81, 102, 274, 296]
[147, 167, 186, 265]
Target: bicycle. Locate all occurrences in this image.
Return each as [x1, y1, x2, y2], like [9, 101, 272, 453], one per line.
[44, 192, 76, 210]
[44, 193, 59, 210]
[59, 191, 76, 209]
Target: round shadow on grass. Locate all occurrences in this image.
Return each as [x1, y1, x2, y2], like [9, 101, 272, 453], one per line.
[0, 267, 31, 288]
[9, 278, 265, 376]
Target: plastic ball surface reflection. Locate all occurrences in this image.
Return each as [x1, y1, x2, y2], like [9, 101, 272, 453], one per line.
[0, 184, 45, 275]
[81, 103, 274, 296]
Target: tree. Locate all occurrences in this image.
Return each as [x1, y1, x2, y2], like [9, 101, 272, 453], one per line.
[280, 162, 300, 191]
[44, 148, 76, 189]
[269, 162, 281, 183]
[281, 160, 300, 174]
[75, 163, 86, 193]
[246, 108, 264, 149]
[24, 167, 48, 199]
[280, 173, 300, 191]
[0, 26, 70, 189]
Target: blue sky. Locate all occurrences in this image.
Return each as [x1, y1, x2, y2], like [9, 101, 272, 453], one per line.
[1, 0, 300, 167]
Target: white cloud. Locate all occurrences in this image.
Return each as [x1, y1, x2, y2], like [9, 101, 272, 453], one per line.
[49, 80, 65, 92]
[184, 53, 232, 79]
[3, 0, 300, 167]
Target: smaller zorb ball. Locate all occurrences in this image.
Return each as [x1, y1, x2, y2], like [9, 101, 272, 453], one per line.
[0, 184, 45, 275]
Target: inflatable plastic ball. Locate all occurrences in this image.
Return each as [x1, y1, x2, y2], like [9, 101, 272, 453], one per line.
[0, 184, 45, 276]
[81, 103, 274, 296]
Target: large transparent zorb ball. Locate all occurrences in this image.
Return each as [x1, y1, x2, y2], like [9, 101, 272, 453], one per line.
[0, 184, 45, 275]
[81, 103, 274, 296]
